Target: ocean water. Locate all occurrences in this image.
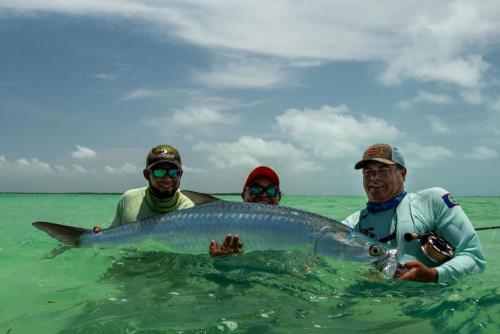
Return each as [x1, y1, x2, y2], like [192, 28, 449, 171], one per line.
[0, 193, 499, 334]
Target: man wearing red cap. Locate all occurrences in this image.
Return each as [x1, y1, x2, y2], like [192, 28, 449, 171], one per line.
[240, 165, 281, 205]
[342, 144, 485, 283]
[209, 165, 281, 256]
[110, 144, 194, 227]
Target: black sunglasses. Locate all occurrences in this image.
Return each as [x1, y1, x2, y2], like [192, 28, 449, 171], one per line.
[247, 184, 280, 198]
[151, 167, 181, 179]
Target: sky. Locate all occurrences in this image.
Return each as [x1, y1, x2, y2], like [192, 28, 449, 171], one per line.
[1, 1, 500, 196]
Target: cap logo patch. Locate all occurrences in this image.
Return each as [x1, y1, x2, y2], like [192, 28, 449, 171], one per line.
[156, 149, 176, 159]
[366, 146, 386, 157]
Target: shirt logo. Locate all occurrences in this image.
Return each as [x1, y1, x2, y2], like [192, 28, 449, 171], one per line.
[442, 193, 459, 208]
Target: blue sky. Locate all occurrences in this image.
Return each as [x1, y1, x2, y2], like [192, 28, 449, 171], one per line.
[1, 1, 500, 196]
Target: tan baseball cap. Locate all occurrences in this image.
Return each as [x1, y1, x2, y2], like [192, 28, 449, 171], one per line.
[354, 144, 406, 169]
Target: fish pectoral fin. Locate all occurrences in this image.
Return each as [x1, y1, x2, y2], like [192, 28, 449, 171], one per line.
[180, 189, 221, 206]
[33, 221, 89, 246]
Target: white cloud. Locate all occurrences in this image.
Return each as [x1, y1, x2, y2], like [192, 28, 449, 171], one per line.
[52, 164, 90, 175]
[2, 1, 500, 88]
[13, 158, 53, 173]
[401, 143, 454, 168]
[14, 158, 29, 167]
[428, 116, 451, 135]
[419, 91, 454, 105]
[276, 105, 401, 159]
[460, 90, 485, 105]
[397, 91, 453, 110]
[1, 156, 52, 173]
[122, 88, 168, 101]
[381, 54, 488, 88]
[172, 106, 238, 127]
[92, 73, 116, 80]
[193, 136, 323, 172]
[466, 146, 498, 160]
[104, 166, 115, 174]
[491, 97, 500, 113]
[377, 2, 496, 87]
[54, 165, 67, 172]
[104, 162, 141, 175]
[72, 164, 88, 173]
[395, 100, 414, 111]
[193, 56, 291, 89]
[183, 165, 207, 173]
[144, 105, 239, 136]
[72, 145, 97, 159]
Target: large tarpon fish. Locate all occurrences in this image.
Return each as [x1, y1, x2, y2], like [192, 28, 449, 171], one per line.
[33, 192, 398, 277]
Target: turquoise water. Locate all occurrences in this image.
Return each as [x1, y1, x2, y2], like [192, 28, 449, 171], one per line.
[0, 193, 499, 333]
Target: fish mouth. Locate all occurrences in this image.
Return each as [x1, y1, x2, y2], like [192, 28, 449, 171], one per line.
[374, 249, 398, 278]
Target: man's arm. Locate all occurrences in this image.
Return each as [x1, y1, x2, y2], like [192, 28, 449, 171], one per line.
[433, 194, 486, 283]
[110, 196, 125, 228]
[417, 189, 486, 283]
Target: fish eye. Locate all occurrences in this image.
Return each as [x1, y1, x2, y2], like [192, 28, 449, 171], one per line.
[369, 244, 382, 256]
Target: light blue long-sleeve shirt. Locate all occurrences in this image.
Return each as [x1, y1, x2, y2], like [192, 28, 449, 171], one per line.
[341, 187, 486, 284]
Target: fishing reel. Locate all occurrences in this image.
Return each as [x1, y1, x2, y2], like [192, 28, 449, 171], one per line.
[404, 232, 454, 264]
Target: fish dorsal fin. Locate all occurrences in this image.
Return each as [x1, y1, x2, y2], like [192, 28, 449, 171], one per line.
[181, 190, 221, 206]
[33, 221, 89, 246]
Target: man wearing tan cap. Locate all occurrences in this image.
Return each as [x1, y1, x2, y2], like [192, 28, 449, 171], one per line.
[209, 165, 281, 256]
[110, 144, 194, 227]
[342, 144, 485, 283]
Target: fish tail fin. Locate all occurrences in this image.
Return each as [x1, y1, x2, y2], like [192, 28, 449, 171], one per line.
[33, 221, 89, 246]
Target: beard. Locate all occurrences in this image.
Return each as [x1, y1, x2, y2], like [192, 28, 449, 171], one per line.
[149, 181, 179, 199]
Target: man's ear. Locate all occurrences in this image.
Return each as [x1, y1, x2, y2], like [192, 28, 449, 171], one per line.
[143, 169, 150, 181]
[240, 192, 245, 200]
[401, 167, 407, 181]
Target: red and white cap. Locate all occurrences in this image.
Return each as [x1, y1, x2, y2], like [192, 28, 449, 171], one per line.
[243, 166, 280, 191]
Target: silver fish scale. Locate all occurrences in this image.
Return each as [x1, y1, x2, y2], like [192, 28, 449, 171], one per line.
[80, 201, 351, 254]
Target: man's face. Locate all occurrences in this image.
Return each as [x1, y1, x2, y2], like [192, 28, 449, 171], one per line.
[143, 163, 182, 198]
[242, 176, 280, 205]
[362, 161, 406, 203]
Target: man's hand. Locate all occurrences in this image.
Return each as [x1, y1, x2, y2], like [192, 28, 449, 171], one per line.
[398, 260, 438, 283]
[209, 234, 244, 257]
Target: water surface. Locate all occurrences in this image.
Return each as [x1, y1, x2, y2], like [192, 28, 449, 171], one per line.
[1, 193, 499, 333]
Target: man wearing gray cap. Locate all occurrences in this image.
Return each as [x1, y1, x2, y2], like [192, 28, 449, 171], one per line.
[342, 144, 485, 283]
[110, 144, 194, 227]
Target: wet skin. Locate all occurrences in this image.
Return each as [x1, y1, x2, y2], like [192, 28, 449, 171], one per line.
[362, 161, 437, 282]
[362, 161, 406, 203]
[143, 163, 182, 199]
[210, 176, 281, 256]
[241, 176, 281, 205]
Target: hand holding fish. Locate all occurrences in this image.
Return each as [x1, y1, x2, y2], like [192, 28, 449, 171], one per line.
[398, 260, 438, 282]
[209, 234, 244, 257]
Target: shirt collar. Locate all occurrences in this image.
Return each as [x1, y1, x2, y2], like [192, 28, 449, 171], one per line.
[367, 191, 407, 213]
